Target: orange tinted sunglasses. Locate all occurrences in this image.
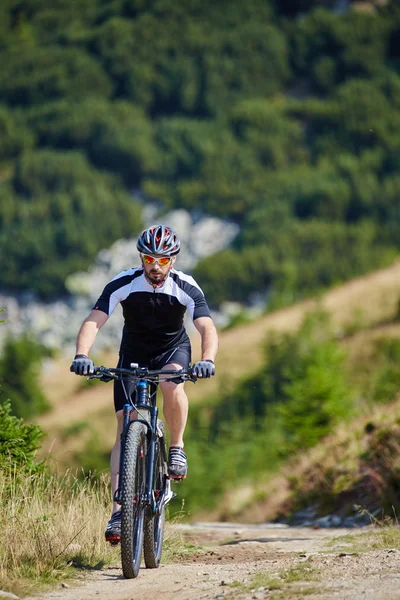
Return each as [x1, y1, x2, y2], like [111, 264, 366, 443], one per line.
[142, 254, 172, 266]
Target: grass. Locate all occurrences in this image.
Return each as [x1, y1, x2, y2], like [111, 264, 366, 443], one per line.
[0, 468, 119, 597]
[161, 505, 204, 562]
[226, 558, 320, 600]
[0, 466, 200, 597]
[329, 522, 400, 554]
[217, 393, 400, 524]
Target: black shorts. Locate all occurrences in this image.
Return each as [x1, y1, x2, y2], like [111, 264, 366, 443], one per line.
[113, 340, 192, 412]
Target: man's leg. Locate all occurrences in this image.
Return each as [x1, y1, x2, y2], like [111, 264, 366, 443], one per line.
[160, 362, 188, 448]
[160, 362, 189, 478]
[104, 410, 124, 542]
[110, 410, 123, 515]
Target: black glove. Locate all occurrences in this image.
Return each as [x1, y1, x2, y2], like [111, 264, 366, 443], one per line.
[70, 354, 94, 376]
[192, 359, 215, 379]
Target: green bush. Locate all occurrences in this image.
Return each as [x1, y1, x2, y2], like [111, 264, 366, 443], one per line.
[367, 338, 400, 404]
[24, 99, 157, 186]
[0, 105, 35, 160]
[289, 7, 392, 94]
[0, 150, 142, 297]
[0, 46, 112, 106]
[0, 335, 50, 419]
[0, 400, 45, 473]
[92, 2, 288, 114]
[194, 219, 396, 309]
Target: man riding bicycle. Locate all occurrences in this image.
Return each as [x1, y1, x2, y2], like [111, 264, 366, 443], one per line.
[70, 224, 218, 543]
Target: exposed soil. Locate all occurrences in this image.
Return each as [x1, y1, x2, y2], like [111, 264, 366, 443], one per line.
[25, 522, 400, 600]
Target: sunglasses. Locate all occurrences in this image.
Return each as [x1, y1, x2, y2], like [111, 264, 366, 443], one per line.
[142, 254, 172, 266]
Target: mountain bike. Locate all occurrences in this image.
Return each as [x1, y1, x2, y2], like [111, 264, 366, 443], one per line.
[87, 363, 196, 579]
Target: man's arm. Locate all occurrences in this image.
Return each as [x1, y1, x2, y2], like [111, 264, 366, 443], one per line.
[193, 316, 218, 362]
[75, 309, 109, 356]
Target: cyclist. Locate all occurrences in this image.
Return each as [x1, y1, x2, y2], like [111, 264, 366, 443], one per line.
[70, 224, 218, 543]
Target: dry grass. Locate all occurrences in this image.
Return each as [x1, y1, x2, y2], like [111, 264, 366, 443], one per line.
[329, 523, 400, 553]
[0, 469, 118, 596]
[0, 467, 198, 597]
[212, 397, 400, 523]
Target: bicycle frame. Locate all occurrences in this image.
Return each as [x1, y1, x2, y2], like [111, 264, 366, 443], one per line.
[115, 378, 164, 515]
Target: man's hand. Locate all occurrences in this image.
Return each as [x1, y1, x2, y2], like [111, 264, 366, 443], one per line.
[192, 359, 215, 379]
[70, 354, 94, 376]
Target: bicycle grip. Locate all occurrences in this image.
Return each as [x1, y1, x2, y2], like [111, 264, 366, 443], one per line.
[69, 365, 98, 374]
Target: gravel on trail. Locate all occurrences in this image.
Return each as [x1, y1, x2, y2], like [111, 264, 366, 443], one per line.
[24, 522, 400, 600]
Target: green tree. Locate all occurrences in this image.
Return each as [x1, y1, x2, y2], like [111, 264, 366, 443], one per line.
[0, 335, 50, 419]
[92, 1, 288, 114]
[24, 98, 157, 186]
[230, 99, 308, 169]
[0, 150, 142, 296]
[290, 7, 392, 94]
[0, 47, 112, 106]
[0, 105, 35, 160]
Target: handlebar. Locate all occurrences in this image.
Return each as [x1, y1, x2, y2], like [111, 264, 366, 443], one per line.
[85, 365, 197, 383]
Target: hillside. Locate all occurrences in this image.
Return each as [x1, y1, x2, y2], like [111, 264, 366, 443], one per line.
[39, 258, 400, 468]
[1, 0, 400, 312]
[211, 393, 400, 526]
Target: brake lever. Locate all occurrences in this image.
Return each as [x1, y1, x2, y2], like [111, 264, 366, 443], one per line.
[89, 367, 117, 382]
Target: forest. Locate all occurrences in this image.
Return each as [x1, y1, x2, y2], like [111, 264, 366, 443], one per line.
[1, 0, 400, 309]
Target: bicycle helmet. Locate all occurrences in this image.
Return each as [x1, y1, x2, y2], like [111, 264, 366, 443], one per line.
[136, 224, 181, 256]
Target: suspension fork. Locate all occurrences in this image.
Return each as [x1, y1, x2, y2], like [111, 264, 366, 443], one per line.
[143, 382, 159, 510]
[115, 384, 159, 509]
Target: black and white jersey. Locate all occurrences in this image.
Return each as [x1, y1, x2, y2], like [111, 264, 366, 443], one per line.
[93, 267, 212, 355]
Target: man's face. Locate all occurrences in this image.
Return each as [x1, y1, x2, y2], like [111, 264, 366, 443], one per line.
[140, 253, 175, 284]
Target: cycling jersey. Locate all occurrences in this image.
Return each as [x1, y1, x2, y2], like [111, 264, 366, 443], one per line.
[93, 267, 212, 355]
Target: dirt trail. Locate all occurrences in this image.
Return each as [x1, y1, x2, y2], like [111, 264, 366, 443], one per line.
[26, 522, 400, 600]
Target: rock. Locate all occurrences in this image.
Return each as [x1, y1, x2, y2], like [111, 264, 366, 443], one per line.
[315, 515, 342, 528]
[0, 591, 20, 599]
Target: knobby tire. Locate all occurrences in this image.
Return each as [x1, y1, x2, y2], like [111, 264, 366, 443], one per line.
[120, 421, 147, 579]
[143, 420, 168, 568]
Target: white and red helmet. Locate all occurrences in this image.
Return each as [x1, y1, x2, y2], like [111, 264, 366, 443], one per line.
[136, 224, 180, 256]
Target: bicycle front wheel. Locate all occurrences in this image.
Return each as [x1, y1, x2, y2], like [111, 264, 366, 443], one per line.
[120, 421, 147, 579]
[143, 420, 167, 568]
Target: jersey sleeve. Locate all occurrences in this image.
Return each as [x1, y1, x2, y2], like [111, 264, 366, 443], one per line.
[171, 271, 212, 321]
[191, 286, 212, 321]
[92, 272, 134, 316]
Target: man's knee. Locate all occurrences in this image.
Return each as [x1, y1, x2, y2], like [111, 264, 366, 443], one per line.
[161, 381, 186, 400]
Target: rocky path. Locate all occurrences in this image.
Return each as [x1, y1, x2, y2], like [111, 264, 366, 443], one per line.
[26, 522, 400, 600]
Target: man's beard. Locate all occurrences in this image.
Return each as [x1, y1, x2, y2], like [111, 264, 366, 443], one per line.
[145, 270, 167, 286]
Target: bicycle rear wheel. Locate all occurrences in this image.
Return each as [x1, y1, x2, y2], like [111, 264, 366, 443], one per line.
[143, 420, 167, 568]
[120, 421, 147, 579]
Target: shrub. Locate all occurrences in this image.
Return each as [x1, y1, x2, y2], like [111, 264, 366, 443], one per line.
[0, 400, 45, 473]
[0, 335, 50, 418]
